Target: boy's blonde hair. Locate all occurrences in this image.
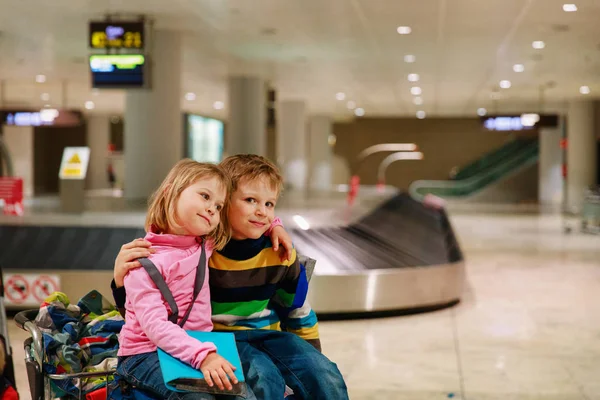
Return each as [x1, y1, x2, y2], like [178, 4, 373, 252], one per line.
[145, 159, 231, 250]
[220, 154, 284, 196]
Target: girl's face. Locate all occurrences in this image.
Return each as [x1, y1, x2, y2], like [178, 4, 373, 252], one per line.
[171, 176, 226, 237]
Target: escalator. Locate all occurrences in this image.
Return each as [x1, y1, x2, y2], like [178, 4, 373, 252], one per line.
[453, 139, 536, 180]
[410, 139, 539, 200]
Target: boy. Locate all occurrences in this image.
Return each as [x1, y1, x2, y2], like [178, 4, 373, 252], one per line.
[113, 155, 348, 400]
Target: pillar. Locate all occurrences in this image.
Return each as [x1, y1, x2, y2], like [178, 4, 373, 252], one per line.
[124, 31, 182, 200]
[3, 125, 33, 196]
[566, 101, 598, 212]
[277, 100, 307, 190]
[308, 115, 333, 191]
[226, 77, 266, 157]
[538, 121, 563, 206]
[86, 115, 110, 190]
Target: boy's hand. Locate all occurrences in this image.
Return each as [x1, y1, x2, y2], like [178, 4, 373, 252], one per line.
[114, 239, 155, 287]
[199, 352, 238, 391]
[270, 225, 293, 262]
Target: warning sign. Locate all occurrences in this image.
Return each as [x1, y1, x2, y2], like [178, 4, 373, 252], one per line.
[5, 275, 29, 305]
[3, 273, 61, 307]
[59, 147, 90, 180]
[32, 275, 60, 303]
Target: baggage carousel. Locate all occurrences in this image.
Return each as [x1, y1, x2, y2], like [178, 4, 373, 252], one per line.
[0, 189, 465, 317]
[289, 192, 464, 317]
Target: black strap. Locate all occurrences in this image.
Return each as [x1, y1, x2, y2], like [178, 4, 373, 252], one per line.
[179, 241, 206, 327]
[138, 241, 206, 327]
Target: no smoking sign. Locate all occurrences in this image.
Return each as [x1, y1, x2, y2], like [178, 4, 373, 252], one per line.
[3, 273, 61, 307]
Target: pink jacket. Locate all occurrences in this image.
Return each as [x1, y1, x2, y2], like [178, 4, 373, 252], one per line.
[118, 232, 216, 369]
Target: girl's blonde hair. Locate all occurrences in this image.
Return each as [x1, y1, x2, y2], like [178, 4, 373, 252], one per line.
[145, 159, 231, 250]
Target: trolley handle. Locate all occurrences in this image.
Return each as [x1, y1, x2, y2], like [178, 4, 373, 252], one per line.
[14, 310, 45, 366]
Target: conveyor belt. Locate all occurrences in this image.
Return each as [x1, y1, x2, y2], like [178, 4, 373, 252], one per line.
[0, 193, 464, 316]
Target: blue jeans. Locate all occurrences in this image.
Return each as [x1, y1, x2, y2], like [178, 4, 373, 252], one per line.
[114, 352, 216, 400]
[230, 330, 348, 400]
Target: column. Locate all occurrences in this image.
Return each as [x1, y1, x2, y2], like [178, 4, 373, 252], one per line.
[538, 121, 563, 206]
[276, 100, 307, 190]
[3, 125, 34, 196]
[566, 101, 598, 212]
[226, 76, 266, 157]
[124, 31, 182, 201]
[86, 115, 110, 190]
[308, 115, 333, 191]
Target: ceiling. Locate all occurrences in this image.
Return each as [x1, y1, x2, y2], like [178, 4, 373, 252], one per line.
[0, 0, 599, 119]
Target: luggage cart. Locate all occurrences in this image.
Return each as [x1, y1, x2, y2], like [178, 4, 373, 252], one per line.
[14, 309, 115, 400]
[582, 187, 600, 234]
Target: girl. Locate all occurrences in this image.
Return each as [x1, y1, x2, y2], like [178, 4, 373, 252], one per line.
[115, 159, 236, 400]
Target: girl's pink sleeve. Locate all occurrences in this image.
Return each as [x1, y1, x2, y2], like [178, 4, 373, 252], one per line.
[265, 217, 283, 236]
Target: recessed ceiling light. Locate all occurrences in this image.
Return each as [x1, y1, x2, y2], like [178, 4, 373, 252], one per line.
[416, 110, 426, 119]
[413, 97, 423, 105]
[85, 101, 95, 110]
[404, 54, 416, 63]
[40, 93, 50, 101]
[35, 75, 46, 83]
[354, 107, 365, 117]
[410, 87, 422, 96]
[407, 73, 420, 82]
[499, 80, 512, 89]
[91, 89, 99, 96]
[213, 101, 225, 110]
[580, 85, 591, 94]
[532, 41, 545, 49]
[336, 92, 346, 101]
[397, 26, 412, 35]
[347, 101, 356, 110]
[477, 108, 487, 116]
[563, 3, 577, 12]
[513, 64, 525, 73]
[185, 92, 196, 101]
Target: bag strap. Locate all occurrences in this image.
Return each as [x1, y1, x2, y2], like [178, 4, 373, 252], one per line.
[138, 241, 206, 327]
[139, 258, 179, 324]
[178, 241, 206, 327]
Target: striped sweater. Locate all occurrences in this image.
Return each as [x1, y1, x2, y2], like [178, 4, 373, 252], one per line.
[209, 236, 321, 350]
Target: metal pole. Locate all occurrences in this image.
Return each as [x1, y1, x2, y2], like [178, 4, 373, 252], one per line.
[352, 143, 418, 175]
[377, 151, 424, 183]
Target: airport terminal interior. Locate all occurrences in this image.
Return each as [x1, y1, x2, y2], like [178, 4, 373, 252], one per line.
[1, 1, 600, 399]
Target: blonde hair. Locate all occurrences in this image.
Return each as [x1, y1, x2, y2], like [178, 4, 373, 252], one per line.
[220, 154, 283, 196]
[145, 159, 231, 250]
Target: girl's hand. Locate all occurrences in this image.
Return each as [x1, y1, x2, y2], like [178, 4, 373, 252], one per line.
[199, 352, 238, 391]
[270, 225, 294, 262]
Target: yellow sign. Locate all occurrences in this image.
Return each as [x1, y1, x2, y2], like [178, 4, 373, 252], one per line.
[59, 147, 90, 180]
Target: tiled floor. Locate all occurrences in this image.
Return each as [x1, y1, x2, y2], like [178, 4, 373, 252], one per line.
[7, 207, 600, 399]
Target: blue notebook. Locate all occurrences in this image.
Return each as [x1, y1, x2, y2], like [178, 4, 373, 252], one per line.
[157, 331, 246, 396]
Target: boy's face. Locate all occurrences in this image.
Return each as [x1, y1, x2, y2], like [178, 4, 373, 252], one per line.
[228, 176, 278, 240]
